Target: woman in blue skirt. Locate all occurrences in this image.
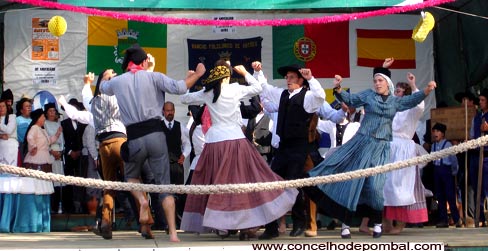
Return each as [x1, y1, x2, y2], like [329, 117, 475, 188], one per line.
[304, 66, 436, 239]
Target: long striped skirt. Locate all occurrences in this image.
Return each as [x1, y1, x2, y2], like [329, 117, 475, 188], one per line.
[180, 138, 298, 233]
[304, 133, 389, 224]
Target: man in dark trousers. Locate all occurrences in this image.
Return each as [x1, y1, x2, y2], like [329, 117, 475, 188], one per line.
[100, 44, 205, 242]
[252, 62, 325, 239]
[61, 98, 87, 214]
[161, 101, 191, 225]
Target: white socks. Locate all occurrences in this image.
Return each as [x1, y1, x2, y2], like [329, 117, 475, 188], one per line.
[341, 223, 350, 236]
[373, 223, 382, 233]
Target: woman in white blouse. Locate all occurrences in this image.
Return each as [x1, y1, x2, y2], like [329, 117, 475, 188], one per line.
[180, 63, 298, 240]
[0, 99, 18, 166]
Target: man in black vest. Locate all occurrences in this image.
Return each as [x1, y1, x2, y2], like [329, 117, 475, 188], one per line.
[161, 101, 191, 223]
[61, 98, 88, 214]
[252, 62, 326, 239]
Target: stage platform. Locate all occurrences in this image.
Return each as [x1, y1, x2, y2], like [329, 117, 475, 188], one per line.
[0, 227, 487, 251]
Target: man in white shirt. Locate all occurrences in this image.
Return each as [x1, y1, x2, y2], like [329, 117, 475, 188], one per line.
[252, 62, 325, 239]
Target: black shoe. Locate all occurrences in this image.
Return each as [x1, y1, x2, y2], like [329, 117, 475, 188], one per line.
[436, 222, 449, 228]
[99, 224, 113, 240]
[289, 227, 305, 237]
[258, 230, 279, 240]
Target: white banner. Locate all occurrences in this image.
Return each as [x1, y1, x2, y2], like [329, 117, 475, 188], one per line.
[4, 11, 434, 128]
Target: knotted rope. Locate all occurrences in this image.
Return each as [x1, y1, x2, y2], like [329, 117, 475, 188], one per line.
[1, 135, 487, 194]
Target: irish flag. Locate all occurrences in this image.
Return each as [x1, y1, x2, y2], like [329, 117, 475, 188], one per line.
[356, 29, 415, 69]
[272, 22, 350, 79]
[87, 16, 167, 74]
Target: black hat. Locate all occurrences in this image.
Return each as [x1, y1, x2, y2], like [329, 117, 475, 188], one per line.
[64, 98, 85, 111]
[277, 64, 308, 86]
[43, 102, 58, 115]
[121, 44, 147, 71]
[455, 91, 478, 103]
[1, 89, 13, 100]
[44, 102, 56, 111]
[432, 122, 447, 134]
[30, 108, 44, 124]
[373, 67, 391, 79]
[478, 89, 488, 99]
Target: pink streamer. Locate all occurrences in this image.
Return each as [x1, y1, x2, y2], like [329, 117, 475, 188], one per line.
[8, 0, 454, 26]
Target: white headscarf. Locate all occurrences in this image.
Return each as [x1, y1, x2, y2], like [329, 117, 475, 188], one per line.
[374, 73, 395, 96]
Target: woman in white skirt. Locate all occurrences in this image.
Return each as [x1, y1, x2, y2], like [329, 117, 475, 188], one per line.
[180, 63, 298, 240]
[383, 73, 429, 233]
[0, 99, 18, 167]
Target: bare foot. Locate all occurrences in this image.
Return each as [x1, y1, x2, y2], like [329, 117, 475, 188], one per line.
[359, 226, 372, 235]
[382, 224, 393, 233]
[279, 217, 286, 234]
[139, 200, 149, 224]
[169, 233, 180, 242]
[386, 227, 402, 235]
[279, 223, 286, 234]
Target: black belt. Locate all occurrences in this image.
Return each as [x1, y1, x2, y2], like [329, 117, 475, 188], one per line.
[126, 118, 163, 140]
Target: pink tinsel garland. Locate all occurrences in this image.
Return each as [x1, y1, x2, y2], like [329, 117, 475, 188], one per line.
[8, 0, 455, 26]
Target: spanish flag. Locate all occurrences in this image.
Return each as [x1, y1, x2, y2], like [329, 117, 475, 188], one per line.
[87, 16, 167, 74]
[273, 22, 350, 79]
[356, 29, 415, 69]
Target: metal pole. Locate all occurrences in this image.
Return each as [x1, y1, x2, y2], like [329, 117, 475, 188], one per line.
[464, 101, 468, 225]
[475, 118, 485, 227]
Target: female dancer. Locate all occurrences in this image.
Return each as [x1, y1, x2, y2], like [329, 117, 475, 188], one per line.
[180, 63, 297, 240]
[305, 66, 436, 238]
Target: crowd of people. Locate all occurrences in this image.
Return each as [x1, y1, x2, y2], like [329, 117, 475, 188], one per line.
[0, 47, 486, 242]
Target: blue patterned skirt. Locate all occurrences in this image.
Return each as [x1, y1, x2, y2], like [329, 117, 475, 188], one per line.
[304, 133, 389, 224]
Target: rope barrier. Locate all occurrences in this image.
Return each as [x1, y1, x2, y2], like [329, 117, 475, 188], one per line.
[1, 135, 487, 195]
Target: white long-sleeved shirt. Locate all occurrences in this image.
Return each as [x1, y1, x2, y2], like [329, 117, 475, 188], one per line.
[253, 70, 325, 114]
[189, 125, 205, 171]
[0, 114, 17, 140]
[317, 101, 347, 124]
[180, 73, 261, 143]
[59, 98, 94, 127]
[317, 119, 360, 148]
[392, 89, 424, 139]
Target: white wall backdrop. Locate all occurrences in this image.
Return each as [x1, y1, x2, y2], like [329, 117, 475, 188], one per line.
[4, 10, 434, 126]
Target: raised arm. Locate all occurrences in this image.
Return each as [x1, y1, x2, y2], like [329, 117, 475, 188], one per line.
[302, 68, 326, 113]
[58, 95, 94, 127]
[252, 61, 283, 109]
[407, 72, 418, 92]
[184, 63, 206, 89]
[82, 72, 95, 111]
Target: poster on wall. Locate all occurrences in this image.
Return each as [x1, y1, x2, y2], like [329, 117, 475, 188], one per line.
[32, 17, 60, 61]
[212, 16, 236, 34]
[32, 64, 57, 85]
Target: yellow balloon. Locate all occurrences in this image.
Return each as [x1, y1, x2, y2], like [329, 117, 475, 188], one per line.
[412, 12, 435, 43]
[48, 16, 67, 37]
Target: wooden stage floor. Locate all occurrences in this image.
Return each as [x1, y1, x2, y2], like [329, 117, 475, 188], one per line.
[0, 227, 487, 251]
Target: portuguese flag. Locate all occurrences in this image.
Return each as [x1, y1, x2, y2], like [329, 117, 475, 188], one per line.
[356, 29, 415, 69]
[272, 22, 350, 79]
[87, 16, 167, 74]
